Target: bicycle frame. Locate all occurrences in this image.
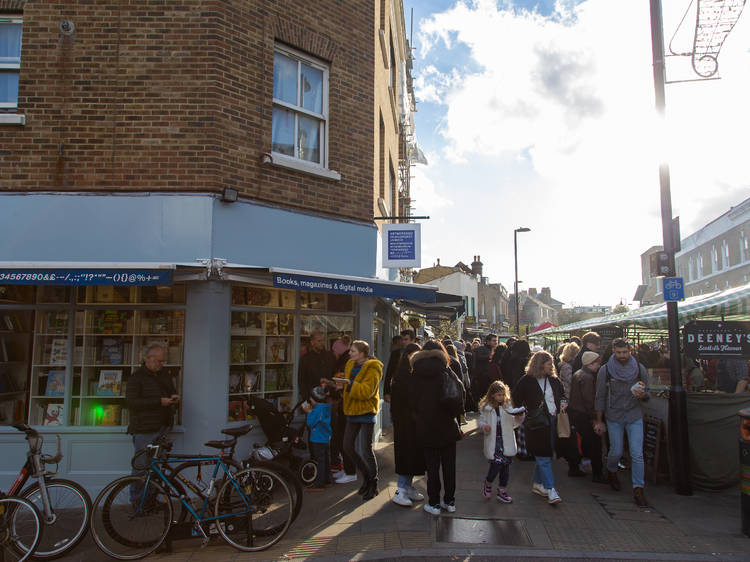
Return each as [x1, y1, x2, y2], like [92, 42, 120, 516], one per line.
[138, 452, 253, 542]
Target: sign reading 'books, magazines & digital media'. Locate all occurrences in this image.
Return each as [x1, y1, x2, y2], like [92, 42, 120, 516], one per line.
[683, 320, 750, 359]
[382, 224, 421, 268]
[0, 269, 173, 286]
[273, 272, 435, 302]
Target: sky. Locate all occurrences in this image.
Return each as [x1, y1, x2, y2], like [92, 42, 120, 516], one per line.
[401, 0, 750, 309]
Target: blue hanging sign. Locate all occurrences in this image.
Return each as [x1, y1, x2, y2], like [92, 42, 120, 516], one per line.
[0, 269, 173, 286]
[272, 272, 436, 302]
[663, 277, 685, 302]
[382, 224, 421, 268]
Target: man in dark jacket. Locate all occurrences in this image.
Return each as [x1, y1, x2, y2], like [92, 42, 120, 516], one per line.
[470, 333, 496, 410]
[571, 331, 601, 373]
[299, 332, 336, 401]
[126, 344, 177, 502]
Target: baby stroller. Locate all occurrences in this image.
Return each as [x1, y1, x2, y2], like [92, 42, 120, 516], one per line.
[244, 395, 318, 487]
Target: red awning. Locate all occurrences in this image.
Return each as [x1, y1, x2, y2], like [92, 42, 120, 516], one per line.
[529, 321, 556, 334]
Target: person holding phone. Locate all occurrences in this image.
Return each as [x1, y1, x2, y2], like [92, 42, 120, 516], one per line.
[334, 340, 383, 501]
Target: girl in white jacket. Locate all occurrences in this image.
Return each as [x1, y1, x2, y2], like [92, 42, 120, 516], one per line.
[478, 380, 525, 503]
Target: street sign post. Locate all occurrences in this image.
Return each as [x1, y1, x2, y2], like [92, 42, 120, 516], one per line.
[663, 277, 685, 302]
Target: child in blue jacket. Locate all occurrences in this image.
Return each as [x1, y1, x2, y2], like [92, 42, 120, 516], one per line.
[304, 385, 333, 491]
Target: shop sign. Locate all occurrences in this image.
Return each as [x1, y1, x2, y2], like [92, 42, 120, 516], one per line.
[683, 320, 750, 359]
[272, 272, 436, 302]
[381, 224, 421, 268]
[0, 269, 173, 286]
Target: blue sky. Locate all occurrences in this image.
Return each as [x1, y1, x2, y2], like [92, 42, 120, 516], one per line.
[400, 0, 750, 308]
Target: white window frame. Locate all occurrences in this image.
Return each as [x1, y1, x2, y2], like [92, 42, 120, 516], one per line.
[0, 16, 23, 110]
[271, 45, 339, 180]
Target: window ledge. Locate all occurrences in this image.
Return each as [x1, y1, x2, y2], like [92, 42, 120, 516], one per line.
[268, 153, 341, 181]
[0, 113, 25, 125]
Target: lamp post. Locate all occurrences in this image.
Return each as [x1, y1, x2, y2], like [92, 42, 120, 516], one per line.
[514, 227, 530, 335]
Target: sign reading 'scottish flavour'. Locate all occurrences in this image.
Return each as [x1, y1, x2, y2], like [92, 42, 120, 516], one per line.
[381, 224, 421, 269]
[683, 321, 750, 359]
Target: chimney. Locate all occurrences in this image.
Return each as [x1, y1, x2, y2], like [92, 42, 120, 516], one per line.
[528, 287, 537, 297]
[471, 255, 483, 277]
[436, 258, 440, 266]
[541, 287, 551, 304]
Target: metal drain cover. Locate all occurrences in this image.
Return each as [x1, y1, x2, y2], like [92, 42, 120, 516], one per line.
[435, 517, 532, 546]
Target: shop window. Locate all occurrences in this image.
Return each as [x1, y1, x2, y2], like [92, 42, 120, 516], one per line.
[232, 285, 295, 309]
[0, 309, 33, 424]
[0, 16, 22, 110]
[76, 285, 185, 305]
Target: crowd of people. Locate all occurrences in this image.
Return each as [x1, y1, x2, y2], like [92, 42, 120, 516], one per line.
[293, 327, 659, 516]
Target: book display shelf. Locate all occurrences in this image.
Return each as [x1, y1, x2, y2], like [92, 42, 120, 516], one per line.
[27, 285, 185, 427]
[228, 286, 296, 422]
[0, 294, 33, 424]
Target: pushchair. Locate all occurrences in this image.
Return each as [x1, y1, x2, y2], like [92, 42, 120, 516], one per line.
[243, 395, 318, 487]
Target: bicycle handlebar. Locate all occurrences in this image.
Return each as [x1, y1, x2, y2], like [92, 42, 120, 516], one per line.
[42, 435, 64, 465]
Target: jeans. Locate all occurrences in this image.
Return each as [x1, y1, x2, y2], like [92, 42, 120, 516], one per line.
[486, 462, 510, 487]
[130, 430, 162, 504]
[397, 474, 413, 490]
[310, 442, 332, 487]
[606, 418, 645, 488]
[343, 420, 377, 480]
[423, 443, 456, 507]
[532, 417, 556, 490]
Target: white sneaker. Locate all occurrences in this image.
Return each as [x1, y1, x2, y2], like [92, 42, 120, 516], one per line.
[547, 488, 562, 504]
[423, 504, 441, 516]
[406, 487, 424, 502]
[439, 501, 456, 513]
[532, 482, 548, 497]
[392, 489, 413, 507]
[334, 473, 357, 484]
[332, 469, 346, 480]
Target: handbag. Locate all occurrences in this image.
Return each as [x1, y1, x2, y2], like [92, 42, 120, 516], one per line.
[557, 411, 571, 438]
[524, 378, 550, 431]
[440, 368, 464, 416]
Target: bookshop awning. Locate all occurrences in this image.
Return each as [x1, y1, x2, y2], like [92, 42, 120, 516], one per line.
[268, 267, 438, 303]
[0, 262, 177, 286]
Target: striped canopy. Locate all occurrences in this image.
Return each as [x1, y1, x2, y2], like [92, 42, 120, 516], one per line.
[535, 283, 750, 335]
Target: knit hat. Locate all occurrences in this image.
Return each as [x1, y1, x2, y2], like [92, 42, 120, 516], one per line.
[582, 351, 600, 366]
[310, 386, 327, 403]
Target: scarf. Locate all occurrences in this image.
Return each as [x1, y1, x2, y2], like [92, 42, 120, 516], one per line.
[607, 353, 639, 382]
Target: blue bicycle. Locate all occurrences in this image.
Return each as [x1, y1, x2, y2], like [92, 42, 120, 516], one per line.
[89, 430, 294, 559]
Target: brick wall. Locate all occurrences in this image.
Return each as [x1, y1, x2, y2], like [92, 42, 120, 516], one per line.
[0, 0, 375, 222]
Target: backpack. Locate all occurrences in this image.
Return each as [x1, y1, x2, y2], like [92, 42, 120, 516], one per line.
[440, 367, 465, 416]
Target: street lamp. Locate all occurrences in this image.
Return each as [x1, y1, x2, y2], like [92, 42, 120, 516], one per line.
[514, 227, 531, 335]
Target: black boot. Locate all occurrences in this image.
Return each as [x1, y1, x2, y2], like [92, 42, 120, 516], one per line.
[362, 478, 379, 501]
[357, 478, 368, 495]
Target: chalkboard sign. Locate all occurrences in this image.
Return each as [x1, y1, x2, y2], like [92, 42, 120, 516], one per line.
[643, 416, 662, 483]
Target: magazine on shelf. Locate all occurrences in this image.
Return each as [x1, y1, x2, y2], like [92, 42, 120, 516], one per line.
[101, 338, 123, 365]
[97, 369, 122, 396]
[49, 338, 68, 365]
[98, 404, 122, 426]
[229, 372, 243, 393]
[266, 337, 287, 363]
[42, 403, 64, 426]
[227, 400, 249, 422]
[44, 370, 66, 396]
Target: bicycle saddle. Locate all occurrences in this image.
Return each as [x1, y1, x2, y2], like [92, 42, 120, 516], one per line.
[204, 438, 236, 450]
[220, 423, 253, 437]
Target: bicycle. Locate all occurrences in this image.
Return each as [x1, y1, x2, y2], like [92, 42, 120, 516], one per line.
[0, 494, 43, 562]
[162, 424, 303, 527]
[90, 429, 295, 559]
[6, 423, 91, 559]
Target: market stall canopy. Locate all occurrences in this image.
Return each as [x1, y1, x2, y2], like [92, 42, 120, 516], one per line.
[529, 321, 556, 334]
[534, 283, 750, 335]
[399, 292, 465, 322]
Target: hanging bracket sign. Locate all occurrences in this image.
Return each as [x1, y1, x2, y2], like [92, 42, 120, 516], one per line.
[381, 224, 421, 269]
[683, 320, 750, 359]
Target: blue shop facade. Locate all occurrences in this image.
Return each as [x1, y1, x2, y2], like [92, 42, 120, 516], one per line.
[0, 193, 435, 494]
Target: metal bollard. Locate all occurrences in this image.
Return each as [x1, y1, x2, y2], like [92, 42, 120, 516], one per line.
[740, 408, 750, 538]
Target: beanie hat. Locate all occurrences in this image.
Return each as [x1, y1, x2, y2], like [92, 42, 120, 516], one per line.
[582, 351, 600, 366]
[310, 386, 327, 403]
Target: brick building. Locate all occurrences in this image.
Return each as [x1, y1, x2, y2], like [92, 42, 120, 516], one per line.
[0, 0, 432, 492]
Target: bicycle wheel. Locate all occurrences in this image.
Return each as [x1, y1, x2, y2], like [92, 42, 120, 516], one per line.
[166, 459, 240, 526]
[214, 467, 293, 551]
[90, 476, 172, 560]
[298, 459, 317, 487]
[0, 496, 43, 562]
[250, 461, 303, 523]
[20, 479, 91, 559]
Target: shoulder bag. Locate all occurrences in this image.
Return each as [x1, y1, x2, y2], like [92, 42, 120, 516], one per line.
[524, 377, 550, 431]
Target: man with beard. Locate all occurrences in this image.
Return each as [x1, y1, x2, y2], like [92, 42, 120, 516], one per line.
[594, 338, 650, 507]
[299, 332, 336, 401]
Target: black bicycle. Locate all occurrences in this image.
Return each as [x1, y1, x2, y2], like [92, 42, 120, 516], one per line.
[0, 494, 43, 562]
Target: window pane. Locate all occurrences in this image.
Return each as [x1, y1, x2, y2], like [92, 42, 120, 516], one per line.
[301, 64, 323, 113]
[0, 23, 22, 64]
[0, 72, 19, 104]
[272, 107, 295, 156]
[273, 52, 297, 105]
[297, 114, 320, 163]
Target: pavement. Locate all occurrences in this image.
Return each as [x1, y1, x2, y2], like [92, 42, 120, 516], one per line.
[60, 414, 749, 561]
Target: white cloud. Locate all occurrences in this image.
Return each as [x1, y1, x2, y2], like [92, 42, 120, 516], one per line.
[408, 0, 750, 307]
